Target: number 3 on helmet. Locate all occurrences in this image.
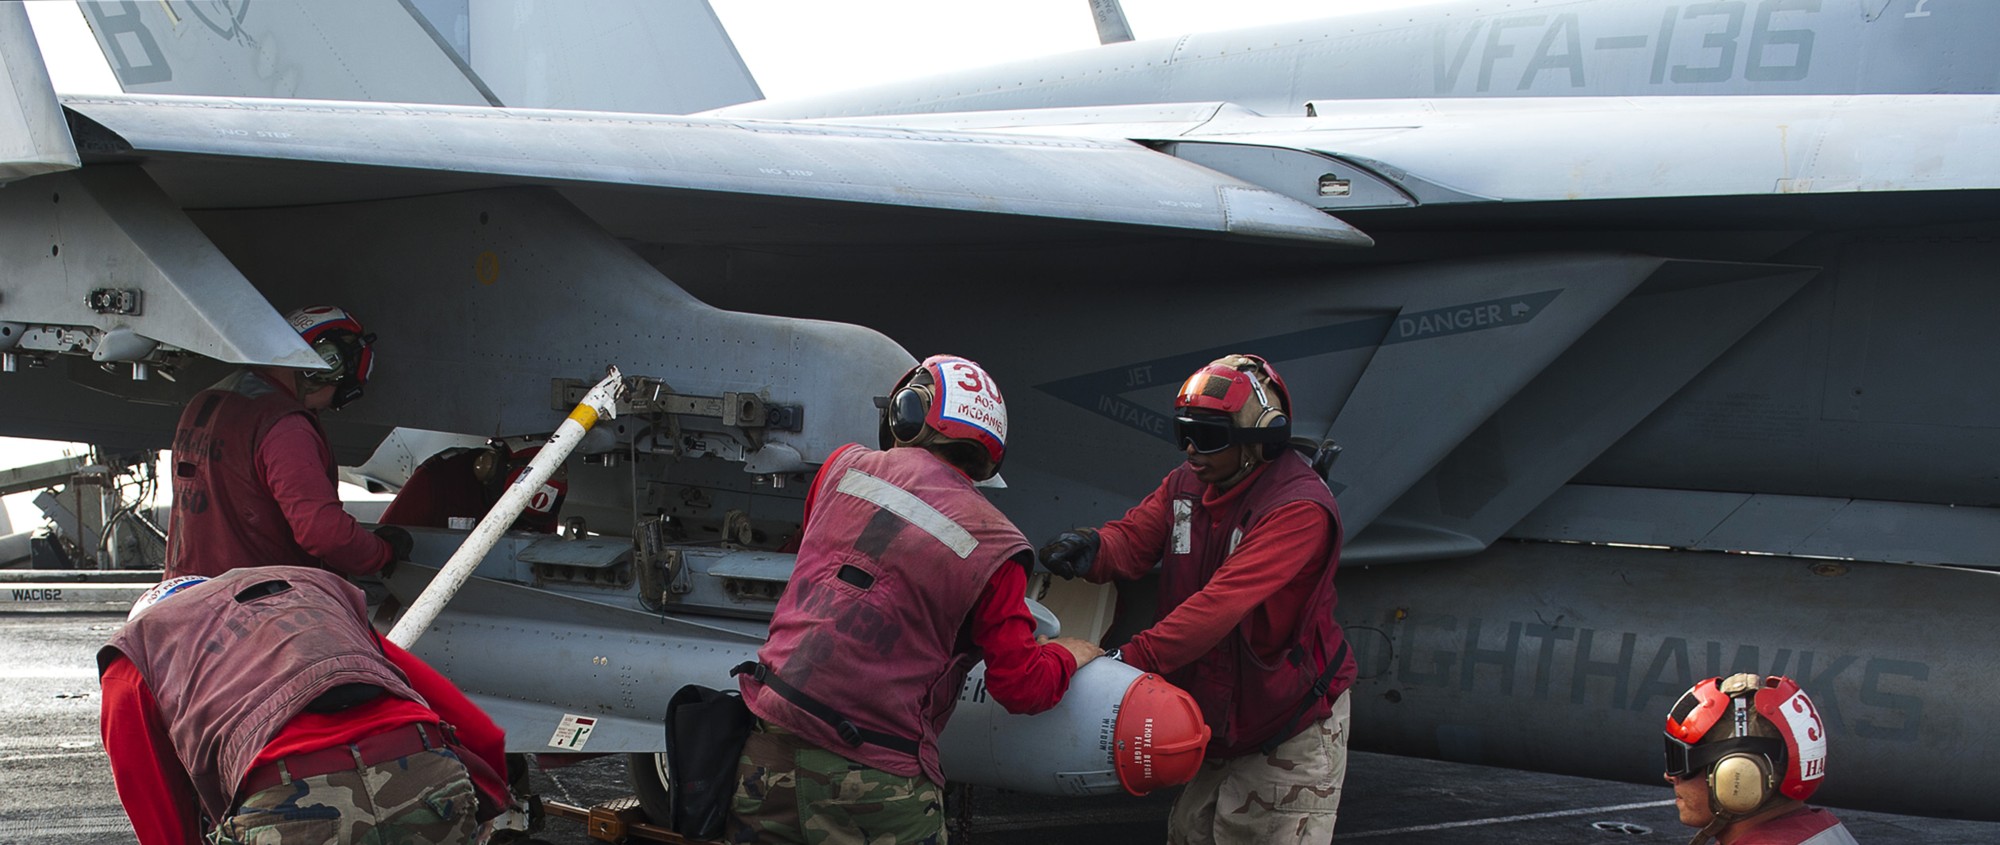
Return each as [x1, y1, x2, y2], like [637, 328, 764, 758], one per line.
[880, 354, 1007, 481]
[1663, 674, 1827, 817]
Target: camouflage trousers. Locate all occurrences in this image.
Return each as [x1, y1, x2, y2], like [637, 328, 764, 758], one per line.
[215, 747, 480, 845]
[724, 720, 947, 845]
[1168, 690, 1351, 845]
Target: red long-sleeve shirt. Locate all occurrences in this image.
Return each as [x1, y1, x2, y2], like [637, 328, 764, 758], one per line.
[804, 444, 1076, 714]
[256, 412, 392, 576]
[1088, 463, 1334, 675]
[100, 634, 508, 845]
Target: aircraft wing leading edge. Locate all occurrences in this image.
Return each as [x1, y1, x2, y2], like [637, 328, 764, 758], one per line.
[805, 96, 2000, 211]
[62, 96, 1371, 248]
[0, 3, 78, 184]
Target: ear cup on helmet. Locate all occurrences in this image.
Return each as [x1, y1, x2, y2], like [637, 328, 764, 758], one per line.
[306, 336, 348, 384]
[1709, 753, 1775, 815]
[888, 384, 931, 444]
[1257, 411, 1290, 460]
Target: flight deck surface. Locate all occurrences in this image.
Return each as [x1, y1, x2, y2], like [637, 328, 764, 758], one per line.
[8, 609, 1997, 844]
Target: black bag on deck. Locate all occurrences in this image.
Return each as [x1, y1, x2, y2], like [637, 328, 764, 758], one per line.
[664, 683, 755, 839]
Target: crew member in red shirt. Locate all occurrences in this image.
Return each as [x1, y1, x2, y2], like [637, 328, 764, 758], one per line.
[728, 354, 1102, 844]
[1040, 354, 1354, 845]
[165, 305, 407, 579]
[1664, 674, 1857, 845]
[99, 567, 509, 845]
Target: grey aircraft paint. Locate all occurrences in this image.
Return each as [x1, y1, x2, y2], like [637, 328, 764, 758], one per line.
[3, 0, 1999, 821]
[717, 0, 2000, 119]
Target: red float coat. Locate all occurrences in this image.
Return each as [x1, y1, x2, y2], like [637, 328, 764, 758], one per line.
[101, 572, 507, 845]
[742, 444, 1078, 785]
[1732, 807, 1858, 845]
[1090, 450, 1354, 756]
[166, 370, 390, 578]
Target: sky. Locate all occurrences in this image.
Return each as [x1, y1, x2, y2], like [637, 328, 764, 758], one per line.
[23, 0, 1443, 100]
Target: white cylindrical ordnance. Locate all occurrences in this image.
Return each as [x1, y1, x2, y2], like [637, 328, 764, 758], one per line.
[387, 367, 624, 649]
[939, 658, 1209, 796]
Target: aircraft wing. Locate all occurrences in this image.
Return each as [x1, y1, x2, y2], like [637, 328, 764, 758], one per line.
[795, 95, 2000, 209]
[64, 95, 1369, 252]
[0, 3, 77, 184]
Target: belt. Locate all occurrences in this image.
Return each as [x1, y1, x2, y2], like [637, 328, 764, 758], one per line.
[236, 722, 445, 800]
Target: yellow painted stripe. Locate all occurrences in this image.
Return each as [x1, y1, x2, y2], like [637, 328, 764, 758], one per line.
[567, 405, 599, 429]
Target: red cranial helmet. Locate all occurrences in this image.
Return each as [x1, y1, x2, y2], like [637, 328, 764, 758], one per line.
[1172, 354, 1292, 460]
[1664, 674, 1827, 819]
[880, 354, 1007, 481]
[286, 305, 376, 410]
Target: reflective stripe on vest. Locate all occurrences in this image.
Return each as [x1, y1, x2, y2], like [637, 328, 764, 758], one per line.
[835, 469, 978, 558]
[742, 446, 1028, 784]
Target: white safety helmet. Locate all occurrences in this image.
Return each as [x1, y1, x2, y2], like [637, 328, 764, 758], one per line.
[127, 575, 210, 621]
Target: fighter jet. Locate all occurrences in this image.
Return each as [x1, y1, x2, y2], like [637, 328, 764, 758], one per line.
[2, 0, 1996, 821]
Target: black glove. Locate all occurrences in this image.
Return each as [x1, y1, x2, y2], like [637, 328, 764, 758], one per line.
[1038, 528, 1099, 579]
[374, 525, 414, 563]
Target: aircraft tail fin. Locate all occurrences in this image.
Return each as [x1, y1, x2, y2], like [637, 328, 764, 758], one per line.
[425, 0, 764, 114]
[1089, 0, 1135, 44]
[73, 0, 759, 114]
[0, 3, 79, 185]
[74, 0, 498, 105]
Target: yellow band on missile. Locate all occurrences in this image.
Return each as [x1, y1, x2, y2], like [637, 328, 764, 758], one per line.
[567, 405, 600, 429]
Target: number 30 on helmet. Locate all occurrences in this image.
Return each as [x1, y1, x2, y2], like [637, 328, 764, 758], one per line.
[879, 354, 1008, 481]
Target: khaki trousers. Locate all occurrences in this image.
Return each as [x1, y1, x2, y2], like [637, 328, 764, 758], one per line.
[1167, 689, 1351, 845]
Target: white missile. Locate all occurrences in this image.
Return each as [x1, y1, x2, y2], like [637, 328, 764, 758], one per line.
[383, 556, 1210, 798]
[941, 657, 1209, 796]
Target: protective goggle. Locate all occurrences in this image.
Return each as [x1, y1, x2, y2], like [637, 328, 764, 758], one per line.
[1174, 414, 1237, 454]
[1664, 732, 1783, 780]
[1663, 733, 1706, 780]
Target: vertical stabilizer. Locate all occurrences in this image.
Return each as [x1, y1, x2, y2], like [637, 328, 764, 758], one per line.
[450, 0, 761, 113]
[0, 3, 79, 184]
[1089, 0, 1134, 44]
[75, 0, 498, 105]
[73, 0, 761, 114]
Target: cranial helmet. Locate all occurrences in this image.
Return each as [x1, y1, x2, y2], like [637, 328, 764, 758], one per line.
[1172, 354, 1292, 460]
[286, 305, 377, 410]
[1664, 674, 1827, 821]
[127, 575, 210, 621]
[879, 354, 1007, 481]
